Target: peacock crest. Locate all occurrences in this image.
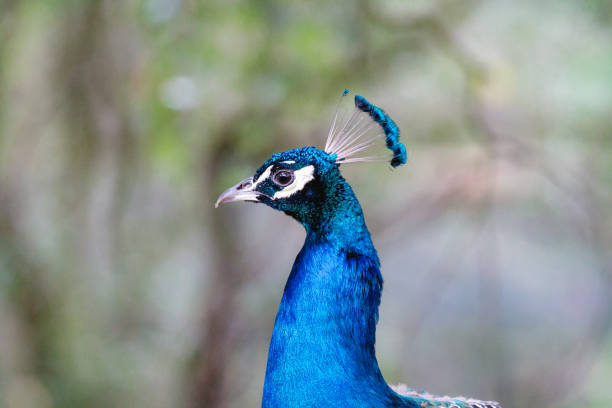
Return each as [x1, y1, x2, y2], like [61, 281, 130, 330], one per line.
[324, 89, 407, 167]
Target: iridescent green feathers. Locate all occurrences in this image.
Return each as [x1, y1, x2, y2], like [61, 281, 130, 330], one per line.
[324, 90, 407, 168]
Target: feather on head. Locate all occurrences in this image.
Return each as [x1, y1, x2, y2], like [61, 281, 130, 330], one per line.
[324, 90, 407, 168]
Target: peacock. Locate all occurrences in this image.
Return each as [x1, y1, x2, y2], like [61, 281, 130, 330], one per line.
[215, 90, 501, 408]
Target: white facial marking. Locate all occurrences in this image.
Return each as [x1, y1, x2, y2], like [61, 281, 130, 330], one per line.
[280, 160, 296, 164]
[273, 165, 315, 199]
[251, 165, 273, 189]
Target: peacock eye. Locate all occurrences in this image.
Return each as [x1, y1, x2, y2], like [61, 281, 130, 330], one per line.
[272, 169, 295, 187]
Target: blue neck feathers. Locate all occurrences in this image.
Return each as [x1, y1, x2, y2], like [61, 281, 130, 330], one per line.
[262, 178, 408, 407]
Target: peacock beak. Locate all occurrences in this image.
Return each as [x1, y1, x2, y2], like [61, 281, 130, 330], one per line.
[215, 177, 261, 208]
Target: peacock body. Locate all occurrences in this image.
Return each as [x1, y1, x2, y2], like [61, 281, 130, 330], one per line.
[216, 91, 500, 408]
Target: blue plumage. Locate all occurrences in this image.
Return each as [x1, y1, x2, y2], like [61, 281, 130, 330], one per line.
[215, 94, 500, 408]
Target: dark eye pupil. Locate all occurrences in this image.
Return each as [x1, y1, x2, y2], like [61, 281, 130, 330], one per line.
[274, 170, 293, 186]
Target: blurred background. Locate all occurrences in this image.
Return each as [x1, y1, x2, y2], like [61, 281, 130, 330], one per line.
[1, 1, 611, 407]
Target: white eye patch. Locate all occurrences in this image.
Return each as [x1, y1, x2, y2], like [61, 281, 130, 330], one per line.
[252, 165, 273, 189]
[273, 165, 315, 199]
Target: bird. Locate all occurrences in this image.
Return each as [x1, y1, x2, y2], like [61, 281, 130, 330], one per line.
[215, 90, 501, 408]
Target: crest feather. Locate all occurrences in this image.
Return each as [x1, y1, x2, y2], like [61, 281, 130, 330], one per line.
[324, 90, 407, 167]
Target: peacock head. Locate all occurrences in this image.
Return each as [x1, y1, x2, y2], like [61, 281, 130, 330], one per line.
[215, 91, 407, 227]
[215, 147, 342, 222]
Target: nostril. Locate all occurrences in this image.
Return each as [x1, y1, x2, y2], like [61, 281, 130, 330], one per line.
[237, 180, 252, 190]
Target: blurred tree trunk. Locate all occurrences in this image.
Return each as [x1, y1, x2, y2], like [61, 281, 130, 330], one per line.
[190, 118, 261, 408]
[0, 185, 56, 390]
[0, 0, 140, 405]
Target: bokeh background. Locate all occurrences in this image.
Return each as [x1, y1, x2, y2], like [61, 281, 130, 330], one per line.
[1, 1, 611, 407]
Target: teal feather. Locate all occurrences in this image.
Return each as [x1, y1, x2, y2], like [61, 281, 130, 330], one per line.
[354, 94, 407, 167]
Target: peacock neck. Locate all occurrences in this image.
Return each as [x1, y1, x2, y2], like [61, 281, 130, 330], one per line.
[262, 182, 399, 407]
